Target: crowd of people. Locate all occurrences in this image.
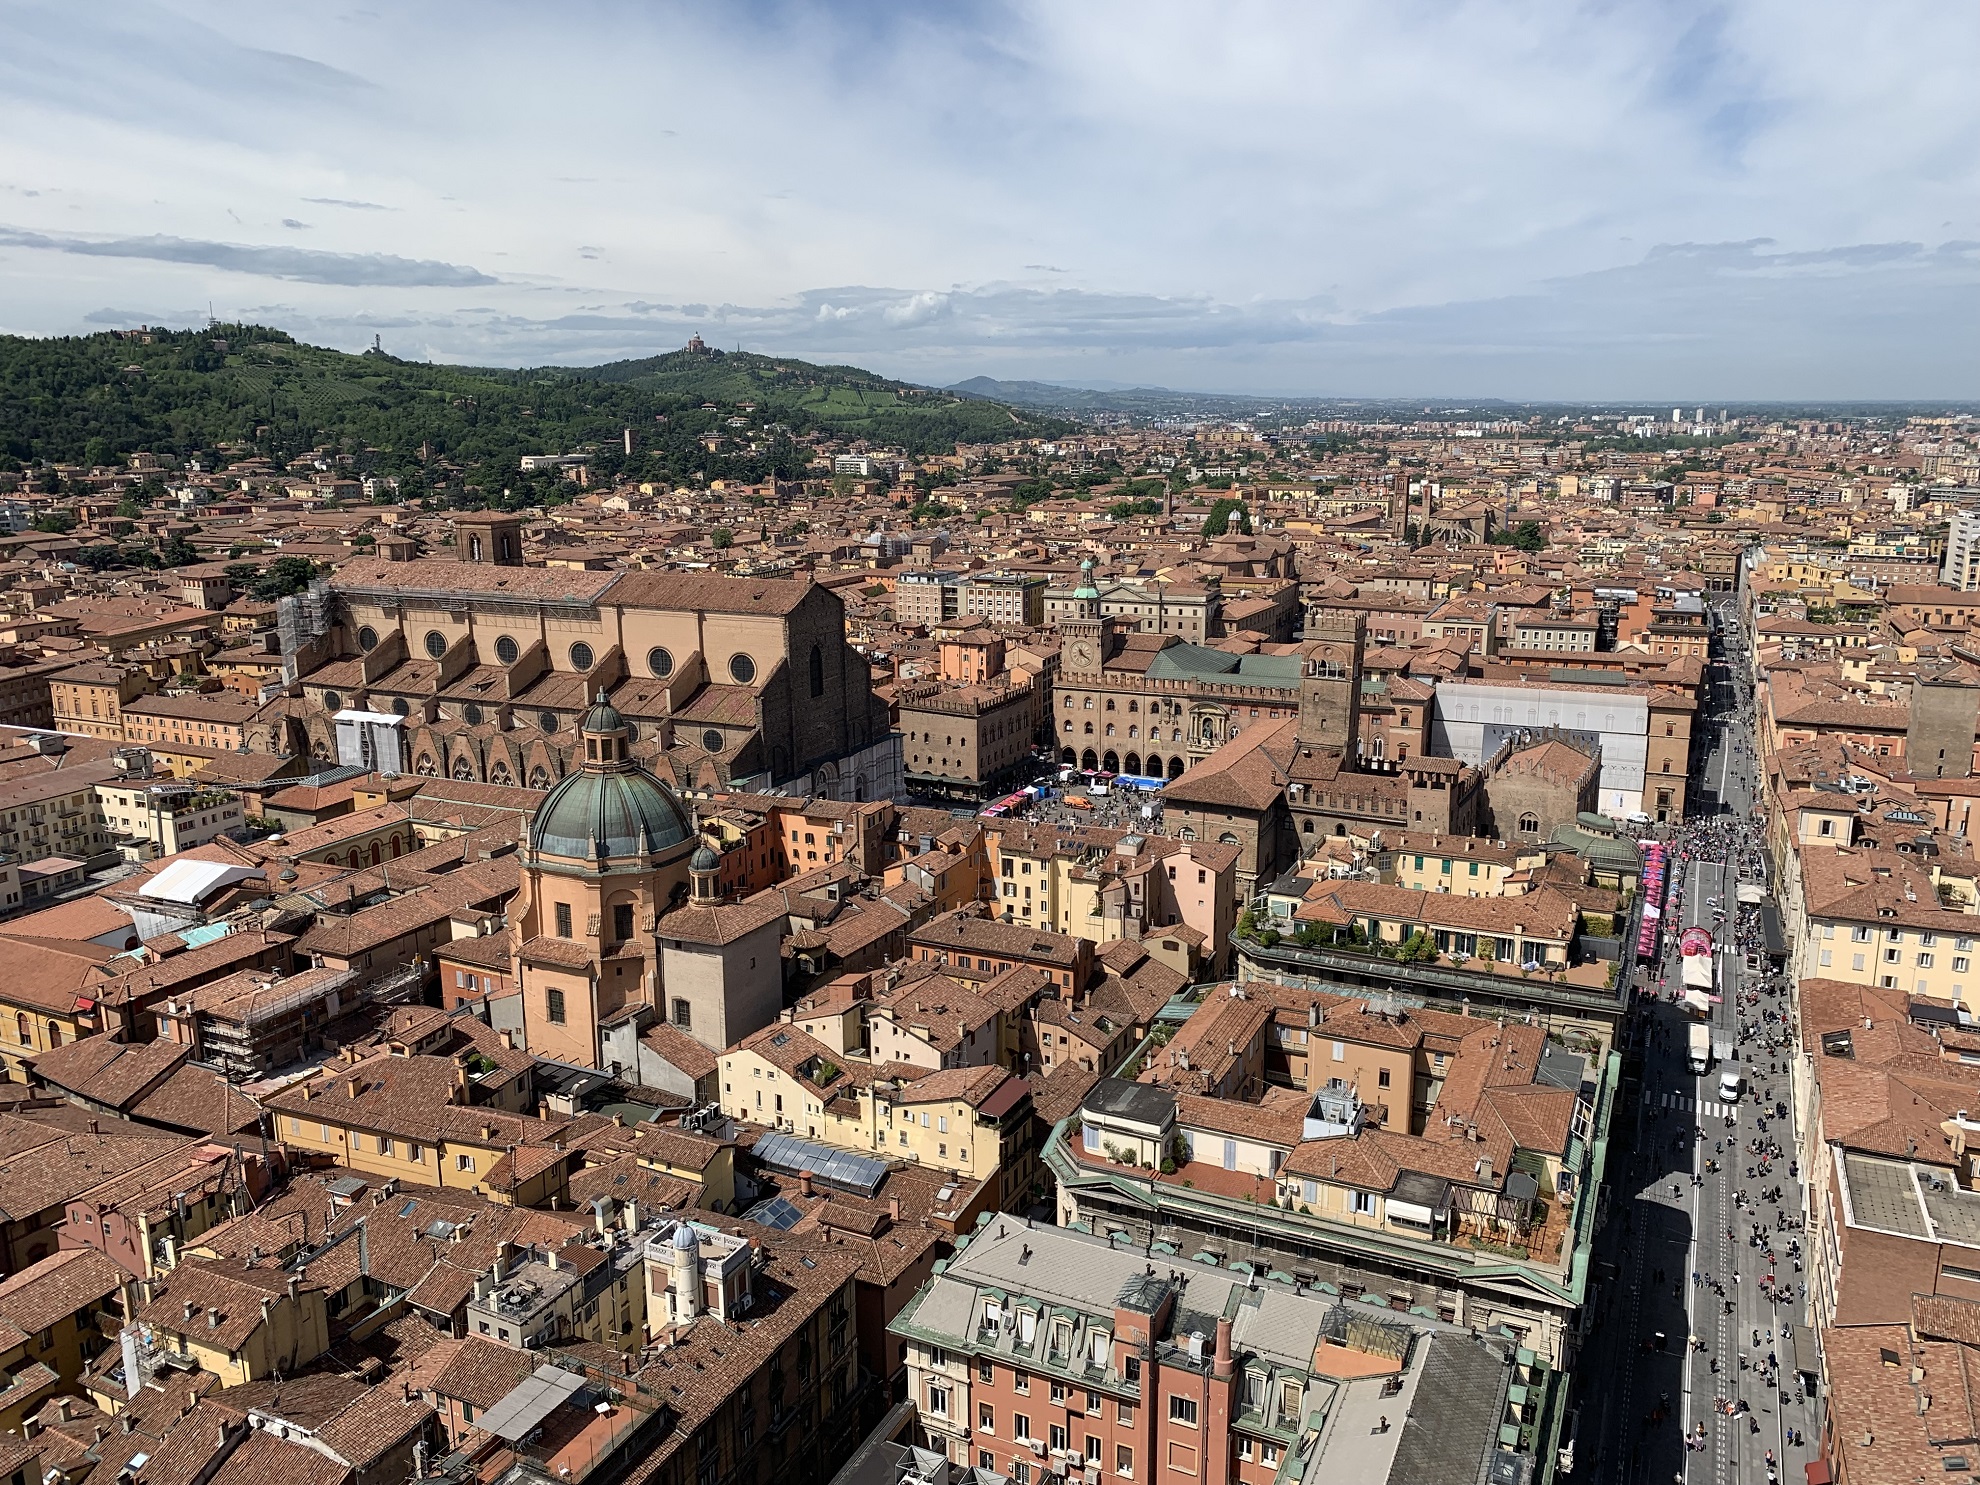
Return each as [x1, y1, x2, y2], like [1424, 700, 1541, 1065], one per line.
[1626, 602, 1810, 1485]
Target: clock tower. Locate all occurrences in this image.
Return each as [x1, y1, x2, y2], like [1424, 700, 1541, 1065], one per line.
[1060, 559, 1109, 676]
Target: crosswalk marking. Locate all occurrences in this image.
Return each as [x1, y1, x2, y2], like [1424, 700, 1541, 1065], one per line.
[1642, 1090, 1736, 1119]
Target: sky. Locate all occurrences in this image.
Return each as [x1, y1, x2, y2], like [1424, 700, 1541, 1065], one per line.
[3, 0, 1979, 399]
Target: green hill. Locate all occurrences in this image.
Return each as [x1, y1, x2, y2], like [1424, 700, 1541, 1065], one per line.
[0, 325, 1067, 504]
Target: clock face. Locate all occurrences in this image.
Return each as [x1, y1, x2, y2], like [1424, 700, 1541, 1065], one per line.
[1069, 639, 1096, 668]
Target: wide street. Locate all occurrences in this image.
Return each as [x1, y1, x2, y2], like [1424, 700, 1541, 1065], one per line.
[1582, 597, 1823, 1485]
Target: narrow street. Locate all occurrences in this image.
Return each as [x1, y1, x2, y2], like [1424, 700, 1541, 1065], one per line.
[1583, 598, 1822, 1485]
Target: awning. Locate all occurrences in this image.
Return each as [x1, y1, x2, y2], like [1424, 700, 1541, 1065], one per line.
[1386, 1200, 1435, 1226]
[1760, 902, 1789, 956]
[1792, 1322, 1820, 1378]
[1683, 989, 1714, 1014]
[1802, 1462, 1831, 1485]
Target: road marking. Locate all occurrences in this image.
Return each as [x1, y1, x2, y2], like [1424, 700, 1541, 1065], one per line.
[1648, 1092, 1734, 1120]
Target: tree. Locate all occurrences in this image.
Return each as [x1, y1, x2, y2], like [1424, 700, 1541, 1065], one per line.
[31, 511, 75, 534]
[1491, 520, 1546, 552]
[251, 555, 317, 600]
[72, 545, 122, 571]
[114, 496, 146, 520]
[709, 528, 734, 549]
[157, 532, 200, 567]
[1202, 498, 1251, 537]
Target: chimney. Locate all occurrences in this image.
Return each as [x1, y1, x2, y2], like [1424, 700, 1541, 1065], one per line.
[182, 1300, 196, 1322]
[346, 1075, 362, 1100]
[205, 1307, 220, 1330]
[1308, 1002, 1320, 1029]
[285, 1273, 299, 1299]
[592, 1198, 612, 1237]
[888, 1196, 902, 1224]
[622, 1200, 640, 1233]
[798, 1171, 814, 1198]
[87, 1118, 100, 1136]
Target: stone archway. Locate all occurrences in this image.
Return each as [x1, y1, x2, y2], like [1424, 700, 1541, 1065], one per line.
[1167, 756, 1184, 779]
[1124, 753, 1142, 776]
[1080, 749, 1098, 771]
[1061, 747, 1076, 765]
[1102, 751, 1120, 773]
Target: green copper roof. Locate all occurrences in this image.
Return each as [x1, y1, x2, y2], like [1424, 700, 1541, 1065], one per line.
[529, 765, 691, 861]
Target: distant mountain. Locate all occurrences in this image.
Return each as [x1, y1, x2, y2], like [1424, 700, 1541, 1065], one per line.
[0, 327, 1070, 494]
[946, 375, 1188, 410]
[572, 350, 1072, 452]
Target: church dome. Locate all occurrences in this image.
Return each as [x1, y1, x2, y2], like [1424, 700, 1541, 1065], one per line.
[528, 689, 693, 861]
[529, 767, 692, 860]
[690, 842, 720, 872]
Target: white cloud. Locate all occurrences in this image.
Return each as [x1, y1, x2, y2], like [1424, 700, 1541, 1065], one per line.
[1, 0, 1977, 393]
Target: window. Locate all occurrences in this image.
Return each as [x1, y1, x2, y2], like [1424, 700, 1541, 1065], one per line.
[424, 630, 447, 659]
[456, 1154, 475, 1172]
[926, 1383, 951, 1418]
[1332, 1040, 1345, 1062]
[1919, 953, 1935, 969]
[1115, 1444, 1133, 1477]
[613, 902, 635, 941]
[672, 998, 691, 1029]
[1169, 1396, 1197, 1426]
[980, 1360, 995, 1383]
[648, 647, 675, 678]
[379, 1137, 395, 1157]
[546, 988, 566, 1024]
[978, 1403, 995, 1433]
[1851, 926, 1871, 942]
[1351, 1190, 1376, 1215]
[570, 642, 595, 671]
[729, 653, 757, 684]
[555, 902, 572, 938]
[1014, 1370, 1029, 1395]
[356, 626, 379, 651]
[1013, 1413, 1031, 1442]
[1049, 1424, 1068, 1453]
[1377, 1067, 1391, 1088]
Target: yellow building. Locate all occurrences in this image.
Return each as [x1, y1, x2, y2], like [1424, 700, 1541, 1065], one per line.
[265, 1052, 577, 1207]
[0, 1248, 126, 1431]
[721, 1029, 1034, 1196]
[1385, 834, 1532, 896]
[131, 1257, 330, 1389]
